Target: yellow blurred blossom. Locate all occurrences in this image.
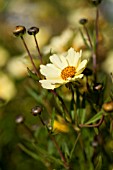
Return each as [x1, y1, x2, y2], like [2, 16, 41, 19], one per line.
[53, 116, 69, 133]
[0, 46, 9, 67]
[101, 51, 113, 74]
[7, 55, 28, 79]
[0, 72, 16, 101]
[43, 28, 74, 54]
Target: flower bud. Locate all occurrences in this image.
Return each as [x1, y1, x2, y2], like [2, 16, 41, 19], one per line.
[83, 68, 92, 76]
[102, 101, 113, 112]
[13, 26, 26, 37]
[27, 27, 39, 35]
[91, 0, 103, 6]
[15, 115, 24, 124]
[31, 106, 42, 116]
[93, 83, 103, 91]
[79, 18, 88, 25]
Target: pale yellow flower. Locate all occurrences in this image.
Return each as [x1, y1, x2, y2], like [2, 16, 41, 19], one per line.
[39, 48, 88, 89]
[7, 55, 27, 79]
[0, 72, 16, 101]
[0, 46, 9, 67]
[43, 28, 74, 54]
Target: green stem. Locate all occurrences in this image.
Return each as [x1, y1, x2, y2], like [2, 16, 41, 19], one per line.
[20, 36, 39, 76]
[51, 90, 71, 122]
[70, 133, 81, 159]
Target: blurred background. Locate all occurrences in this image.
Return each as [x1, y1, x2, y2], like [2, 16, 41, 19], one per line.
[1, 0, 113, 169]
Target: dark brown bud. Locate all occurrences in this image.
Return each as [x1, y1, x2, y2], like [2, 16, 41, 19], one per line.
[15, 115, 24, 124]
[83, 68, 92, 76]
[93, 83, 103, 91]
[79, 18, 88, 25]
[91, 0, 102, 6]
[102, 101, 113, 112]
[27, 27, 39, 35]
[31, 106, 42, 116]
[13, 26, 26, 37]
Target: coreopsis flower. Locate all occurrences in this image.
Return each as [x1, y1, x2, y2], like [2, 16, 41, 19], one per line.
[39, 48, 88, 89]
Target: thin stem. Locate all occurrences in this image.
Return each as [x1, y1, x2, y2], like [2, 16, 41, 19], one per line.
[70, 84, 76, 123]
[83, 25, 93, 49]
[51, 90, 71, 122]
[79, 28, 89, 48]
[83, 24, 97, 82]
[22, 122, 34, 138]
[50, 135, 70, 170]
[20, 36, 39, 76]
[79, 115, 104, 128]
[33, 34, 43, 64]
[38, 114, 70, 169]
[93, 7, 99, 83]
[70, 133, 81, 159]
[39, 115, 45, 126]
[95, 7, 99, 57]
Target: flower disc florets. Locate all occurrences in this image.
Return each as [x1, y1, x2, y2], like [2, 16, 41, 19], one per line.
[39, 48, 88, 89]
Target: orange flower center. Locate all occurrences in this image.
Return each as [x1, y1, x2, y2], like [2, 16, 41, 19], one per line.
[61, 66, 76, 80]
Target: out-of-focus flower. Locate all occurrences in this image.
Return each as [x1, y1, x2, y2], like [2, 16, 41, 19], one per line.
[52, 115, 69, 133]
[101, 51, 113, 74]
[0, 46, 9, 67]
[7, 55, 28, 79]
[43, 28, 74, 54]
[39, 47, 88, 89]
[0, 72, 16, 101]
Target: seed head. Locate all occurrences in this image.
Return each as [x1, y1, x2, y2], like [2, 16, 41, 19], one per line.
[15, 115, 25, 124]
[79, 18, 88, 25]
[93, 83, 103, 91]
[13, 26, 26, 37]
[83, 68, 92, 76]
[102, 101, 113, 112]
[27, 27, 39, 35]
[31, 106, 42, 116]
[91, 0, 103, 6]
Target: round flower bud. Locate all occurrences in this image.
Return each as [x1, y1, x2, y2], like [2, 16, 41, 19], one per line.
[15, 115, 24, 124]
[93, 83, 103, 91]
[79, 18, 88, 25]
[27, 27, 39, 35]
[83, 68, 92, 76]
[102, 101, 113, 112]
[31, 106, 42, 116]
[48, 125, 53, 132]
[91, 0, 103, 6]
[13, 26, 26, 37]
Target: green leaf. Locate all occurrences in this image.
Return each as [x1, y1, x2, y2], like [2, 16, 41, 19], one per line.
[51, 108, 56, 128]
[95, 154, 102, 170]
[77, 108, 86, 124]
[27, 67, 39, 81]
[85, 110, 104, 125]
[18, 143, 43, 162]
[19, 142, 63, 166]
[26, 86, 43, 103]
[70, 133, 81, 159]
